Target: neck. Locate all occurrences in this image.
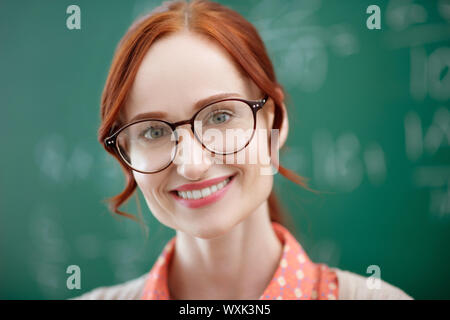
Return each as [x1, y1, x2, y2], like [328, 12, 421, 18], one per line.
[168, 201, 283, 300]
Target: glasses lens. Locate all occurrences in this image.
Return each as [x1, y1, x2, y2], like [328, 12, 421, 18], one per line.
[116, 120, 176, 173]
[194, 100, 254, 154]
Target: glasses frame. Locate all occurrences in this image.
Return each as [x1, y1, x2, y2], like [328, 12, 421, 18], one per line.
[104, 94, 269, 174]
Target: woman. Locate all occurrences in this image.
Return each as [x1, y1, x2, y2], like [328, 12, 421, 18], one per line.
[75, 0, 412, 300]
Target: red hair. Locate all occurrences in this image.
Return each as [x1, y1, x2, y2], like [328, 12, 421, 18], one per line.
[98, 0, 313, 226]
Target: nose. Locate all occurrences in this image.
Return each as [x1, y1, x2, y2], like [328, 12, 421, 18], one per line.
[173, 126, 213, 180]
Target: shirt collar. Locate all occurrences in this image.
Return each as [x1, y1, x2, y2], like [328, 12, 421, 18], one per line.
[140, 222, 338, 299]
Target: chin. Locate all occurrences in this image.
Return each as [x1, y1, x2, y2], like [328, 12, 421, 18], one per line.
[186, 217, 239, 240]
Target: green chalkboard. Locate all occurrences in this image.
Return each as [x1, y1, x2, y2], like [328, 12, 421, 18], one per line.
[1, 0, 449, 299]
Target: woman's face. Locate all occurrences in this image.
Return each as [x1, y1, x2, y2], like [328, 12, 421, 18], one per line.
[123, 31, 280, 239]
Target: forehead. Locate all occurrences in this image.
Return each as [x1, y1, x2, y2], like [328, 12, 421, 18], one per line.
[123, 30, 256, 122]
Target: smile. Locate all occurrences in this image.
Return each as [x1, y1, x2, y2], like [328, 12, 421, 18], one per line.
[170, 174, 235, 209]
[177, 177, 231, 200]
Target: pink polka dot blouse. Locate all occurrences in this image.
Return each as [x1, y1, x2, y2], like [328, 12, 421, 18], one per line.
[140, 222, 339, 300]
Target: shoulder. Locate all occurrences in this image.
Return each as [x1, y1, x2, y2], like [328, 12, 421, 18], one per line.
[330, 268, 413, 300]
[69, 272, 149, 300]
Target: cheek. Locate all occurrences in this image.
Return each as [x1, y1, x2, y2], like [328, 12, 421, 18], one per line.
[220, 112, 272, 169]
[134, 172, 159, 196]
[227, 117, 274, 208]
[133, 172, 173, 217]
[232, 160, 274, 220]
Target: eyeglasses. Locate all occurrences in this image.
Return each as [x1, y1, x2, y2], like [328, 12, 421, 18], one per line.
[104, 95, 269, 174]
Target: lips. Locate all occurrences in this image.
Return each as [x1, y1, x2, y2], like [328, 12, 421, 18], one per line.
[171, 174, 235, 192]
[170, 174, 236, 209]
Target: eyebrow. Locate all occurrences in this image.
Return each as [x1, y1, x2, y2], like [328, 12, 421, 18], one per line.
[128, 92, 243, 123]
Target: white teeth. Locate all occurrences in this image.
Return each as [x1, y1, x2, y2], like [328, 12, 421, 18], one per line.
[201, 188, 211, 197]
[176, 177, 232, 200]
[192, 190, 202, 199]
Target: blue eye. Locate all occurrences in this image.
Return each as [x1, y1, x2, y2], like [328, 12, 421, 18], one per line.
[209, 111, 231, 124]
[143, 126, 167, 140]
